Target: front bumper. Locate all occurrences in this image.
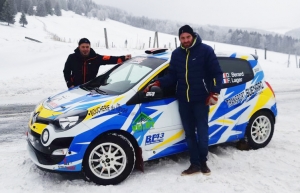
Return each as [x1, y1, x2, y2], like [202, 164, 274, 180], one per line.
[27, 129, 82, 172]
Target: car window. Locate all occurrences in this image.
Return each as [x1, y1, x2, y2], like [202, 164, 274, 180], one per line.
[99, 57, 166, 94]
[218, 57, 254, 88]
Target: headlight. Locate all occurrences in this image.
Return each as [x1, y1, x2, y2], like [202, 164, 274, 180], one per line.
[59, 116, 79, 130]
[54, 109, 87, 131]
[41, 129, 50, 143]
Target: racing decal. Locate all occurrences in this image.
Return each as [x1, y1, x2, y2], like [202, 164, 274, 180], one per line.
[225, 91, 246, 108]
[223, 72, 244, 84]
[84, 95, 125, 120]
[132, 112, 154, 132]
[146, 92, 155, 97]
[145, 133, 164, 145]
[225, 81, 264, 107]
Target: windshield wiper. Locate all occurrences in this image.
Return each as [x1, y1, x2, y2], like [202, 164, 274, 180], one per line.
[93, 87, 107, 95]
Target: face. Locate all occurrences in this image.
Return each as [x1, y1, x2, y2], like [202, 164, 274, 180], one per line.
[179, 33, 194, 48]
[79, 43, 90, 57]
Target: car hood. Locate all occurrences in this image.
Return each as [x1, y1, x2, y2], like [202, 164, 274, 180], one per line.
[44, 87, 118, 112]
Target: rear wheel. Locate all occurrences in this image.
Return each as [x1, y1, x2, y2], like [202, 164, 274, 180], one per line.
[82, 133, 135, 185]
[246, 111, 274, 149]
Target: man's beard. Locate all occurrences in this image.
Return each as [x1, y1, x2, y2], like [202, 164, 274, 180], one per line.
[81, 52, 90, 57]
[182, 41, 193, 48]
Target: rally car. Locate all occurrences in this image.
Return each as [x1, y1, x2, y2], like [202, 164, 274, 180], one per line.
[27, 49, 277, 185]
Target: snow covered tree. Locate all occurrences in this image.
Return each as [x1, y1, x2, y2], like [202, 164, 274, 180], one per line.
[45, 0, 53, 15]
[54, 2, 61, 16]
[0, 0, 16, 25]
[15, 0, 22, 12]
[36, 1, 47, 17]
[21, 0, 32, 14]
[19, 12, 28, 27]
[12, 0, 18, 15]
[68, 0, 74, 11]
[60, 0, 68, 11]
[27, 2, 35, 16]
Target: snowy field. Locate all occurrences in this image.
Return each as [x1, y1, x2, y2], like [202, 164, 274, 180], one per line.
[0, 11, 300, 193]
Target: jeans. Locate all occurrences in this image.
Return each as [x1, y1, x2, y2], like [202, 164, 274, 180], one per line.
[178, 101, 209, 166]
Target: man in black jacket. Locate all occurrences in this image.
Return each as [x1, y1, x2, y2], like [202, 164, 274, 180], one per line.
[63, 38, 131, 88]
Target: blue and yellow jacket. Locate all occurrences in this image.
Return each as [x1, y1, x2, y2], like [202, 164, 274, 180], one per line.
[159, 33, 223, 103]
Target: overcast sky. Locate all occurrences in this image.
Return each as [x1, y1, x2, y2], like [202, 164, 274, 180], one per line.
[93, 0, 300, 33]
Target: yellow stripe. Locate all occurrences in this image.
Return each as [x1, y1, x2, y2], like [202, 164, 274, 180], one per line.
[185, 50, 190, 102]
[113, 95, 125, 104]
[153, 130, 184, 150]
[213, 78, 216, 86]
[241, 56, 249, 60]
[248, 88, 273, 118]
[223, 119, 235, 124]
[38, 106, 62, 118]
[138, 64, 169, 91]
[30, 123, 47, 134]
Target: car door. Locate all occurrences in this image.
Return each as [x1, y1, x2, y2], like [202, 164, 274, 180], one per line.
[132, 67, 186, 156]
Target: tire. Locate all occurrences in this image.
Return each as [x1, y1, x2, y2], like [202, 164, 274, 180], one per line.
[246, 111, 274, 149]
[82, 133, 135, 185]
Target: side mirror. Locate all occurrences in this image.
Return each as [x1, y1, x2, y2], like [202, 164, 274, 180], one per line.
[145, 86, 163, 99]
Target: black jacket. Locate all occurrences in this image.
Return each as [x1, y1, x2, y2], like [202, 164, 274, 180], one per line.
[63, 48, 126, 87]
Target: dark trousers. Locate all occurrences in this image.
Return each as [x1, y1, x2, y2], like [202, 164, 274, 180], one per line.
[178, 101, 209, 166]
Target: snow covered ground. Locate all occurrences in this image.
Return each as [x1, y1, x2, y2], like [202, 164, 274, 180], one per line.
[0, 11, 300, 193]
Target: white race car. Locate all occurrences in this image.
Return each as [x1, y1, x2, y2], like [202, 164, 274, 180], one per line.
[27, 49, 277, 185]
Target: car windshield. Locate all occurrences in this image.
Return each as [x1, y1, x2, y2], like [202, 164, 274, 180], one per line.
[81, 57, 166, 95]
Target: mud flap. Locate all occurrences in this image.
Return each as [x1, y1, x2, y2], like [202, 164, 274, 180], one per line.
[135, 147, 144, 172]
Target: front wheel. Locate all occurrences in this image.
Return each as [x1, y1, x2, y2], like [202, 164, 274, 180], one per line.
[82, 133, 135, 185]
[246, 111, 274, 149]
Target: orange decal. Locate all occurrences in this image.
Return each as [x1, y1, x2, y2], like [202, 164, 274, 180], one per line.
[117, 58, 123, 64]
[103, 55, 111, 60]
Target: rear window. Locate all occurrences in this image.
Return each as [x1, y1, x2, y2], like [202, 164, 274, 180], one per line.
[218, 57, 254, 88]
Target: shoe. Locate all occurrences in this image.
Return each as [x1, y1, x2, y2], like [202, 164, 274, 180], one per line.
[200, 162, 211, 176]
[181, 164, 201, 176]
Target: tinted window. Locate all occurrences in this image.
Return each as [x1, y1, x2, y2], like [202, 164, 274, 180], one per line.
[82, 57, 166, 95]
[218, 57, 254, 88]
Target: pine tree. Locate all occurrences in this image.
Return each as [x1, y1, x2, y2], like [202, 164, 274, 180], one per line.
[19, 12, 28, 27]
[21, 0, 32, 14]
[68, 0, 74, 11]
[54, 2, 61, 16]
[1, 0, 16, 25]
[36, 1, 47, 17]
[12, 0, 17, 14]
[15, 0, 22, 12]
[27, 2, 35, 16]
[45, 0, 53, 15]
[0, 0, 5, 21]
[60, 0, 68, 11]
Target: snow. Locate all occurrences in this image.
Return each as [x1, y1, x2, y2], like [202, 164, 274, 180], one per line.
[1, 11, 300, 193]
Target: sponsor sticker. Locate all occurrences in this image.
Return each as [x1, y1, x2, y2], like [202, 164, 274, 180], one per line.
[145, 133, 165, 145]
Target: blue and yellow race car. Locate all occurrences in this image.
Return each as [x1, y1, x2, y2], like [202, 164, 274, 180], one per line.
[27, 49, 277, 185]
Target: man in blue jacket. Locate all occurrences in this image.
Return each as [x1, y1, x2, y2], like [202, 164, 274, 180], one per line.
[145, 25, 223, 176]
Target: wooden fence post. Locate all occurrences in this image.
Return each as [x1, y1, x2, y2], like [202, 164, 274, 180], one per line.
[104, 28, 108, 49]
[264, 48, 267, 59]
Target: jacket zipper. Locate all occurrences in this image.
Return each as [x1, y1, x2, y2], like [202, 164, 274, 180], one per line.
[83, 56, 98, 83]
[185, 49, 190, 102]
[203, 79, 209, 93]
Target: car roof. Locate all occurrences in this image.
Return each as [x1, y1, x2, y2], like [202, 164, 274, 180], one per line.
[142, 49, 258, 61]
